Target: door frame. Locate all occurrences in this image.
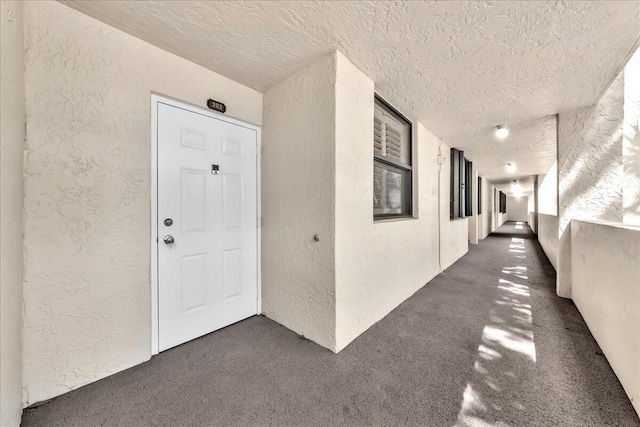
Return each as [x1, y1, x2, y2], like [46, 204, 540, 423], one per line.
[150, 93, 262, 355]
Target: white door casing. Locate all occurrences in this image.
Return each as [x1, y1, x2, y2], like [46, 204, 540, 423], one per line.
[151, 96, 260, 353]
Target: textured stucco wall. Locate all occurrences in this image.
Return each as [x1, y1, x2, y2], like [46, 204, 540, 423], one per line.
[22, 1, 262, 405]
[507, 196, 528, 222]
[479, 179, 492, 239]
[537, 161, 557, 216]
[527, 194, 537, 233]
[538, 213, 559, 271]
[334, 51, 441, 351]
[262, 53, 337, 351]
[441, 144, 469, 269]
[571, 220, 639, 415]
[497, 212, 508, 228]
[623, 48, 640, 224]
[0, 1, 25, 424]
[557, 75, 624, 298]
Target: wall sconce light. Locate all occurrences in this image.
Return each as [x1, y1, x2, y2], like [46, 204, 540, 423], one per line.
[495, 125, 509, 139]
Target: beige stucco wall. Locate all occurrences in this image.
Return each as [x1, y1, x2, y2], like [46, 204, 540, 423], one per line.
[22, 1, 262, 405]
[623, 48, 640, 224]
[334, 53, 441, 351]
[527, 194, 536, 233]
[0, 1, 25, 424]
[261, 52, 337, 351]
[571, 220, 640, 415]
[537, 161, 557, 216]
[557, 75, 624, 298]
[538, 213, 559, 271]
[507, 196, 528, 222]
[479, 178, 492, 240]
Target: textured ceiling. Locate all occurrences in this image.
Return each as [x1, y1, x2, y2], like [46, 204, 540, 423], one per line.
[450, 114, 557, 193]
[493, 176, 536, 198]
[63, 0, 640, 181]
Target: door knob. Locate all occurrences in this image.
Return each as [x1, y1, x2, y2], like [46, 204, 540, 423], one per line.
[163, 235, 175, 244]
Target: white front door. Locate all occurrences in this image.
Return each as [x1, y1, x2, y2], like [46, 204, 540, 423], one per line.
[157, 102, 258, 352]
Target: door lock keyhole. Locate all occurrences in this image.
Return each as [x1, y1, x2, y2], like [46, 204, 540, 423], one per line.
[164, 218, 173, 227]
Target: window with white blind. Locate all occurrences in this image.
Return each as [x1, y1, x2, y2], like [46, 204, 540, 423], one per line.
[373, 95, 412, 219]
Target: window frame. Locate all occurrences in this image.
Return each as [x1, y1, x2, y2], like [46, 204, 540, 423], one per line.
[464, 158, 473, 217]
[477, 177, 482, 215]
[450, 147, 466, 220]
[373, 94, 413, 220]
[499, 191, 507, 213]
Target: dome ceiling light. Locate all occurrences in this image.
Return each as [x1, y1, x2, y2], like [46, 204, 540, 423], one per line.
[495, 125, 509, 139]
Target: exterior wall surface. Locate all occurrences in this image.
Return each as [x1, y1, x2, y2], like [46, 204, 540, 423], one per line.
[528, 193, 537, 233]
[557, 75, 624, 298]
[334, 50, 441, 350]
[441, 144, 469, 269]
[0, 1, 25, 424]
[623, 49, 640, 224]
[506, 196, 528, 222]
[262, 53, 337, 352]
[537, 162, 557, 216]
[571, 220, 639, 415]
[479, 179, 492, 239]
[497, 212, 508, 228]
[538, 213, 559, 271]
[22, 1, 262, 405]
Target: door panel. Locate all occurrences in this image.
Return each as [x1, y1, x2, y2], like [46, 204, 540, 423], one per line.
[157, 102, 257, 352]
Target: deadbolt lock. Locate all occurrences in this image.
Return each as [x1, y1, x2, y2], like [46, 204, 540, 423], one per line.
[164, 218, 173, 226]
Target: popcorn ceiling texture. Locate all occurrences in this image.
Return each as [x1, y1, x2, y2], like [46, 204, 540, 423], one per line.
[22, 1, 262, 405]
[0, 1, 25, 425]
[62, 0, 640, 181]
[557, 75, 624, 298]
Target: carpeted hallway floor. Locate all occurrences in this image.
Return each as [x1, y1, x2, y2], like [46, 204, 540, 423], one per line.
[22, 222, 639, 427]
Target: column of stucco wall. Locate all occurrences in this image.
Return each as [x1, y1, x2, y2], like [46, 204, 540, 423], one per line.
[623, 49, 640, 224]
[480, 179, 492, 239]
[487, 183, 495, 233]
[262, 52, 337, 352]
[557, 75, 624, 298]
[0, 1, 25, 424]
[334, 52, 442, 351]
[22, 1, 262, 404]
[527, 194, 535, 232]
[468, 169, 479, 244]
[536, 163, 558, 268]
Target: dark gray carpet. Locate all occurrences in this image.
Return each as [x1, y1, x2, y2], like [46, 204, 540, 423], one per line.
[22, 222, 639, 426]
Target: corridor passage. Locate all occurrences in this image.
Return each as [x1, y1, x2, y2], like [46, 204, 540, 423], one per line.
[22, 222, 638, 426]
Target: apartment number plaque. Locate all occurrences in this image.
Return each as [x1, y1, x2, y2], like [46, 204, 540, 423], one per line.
[207, 98, 226, 113]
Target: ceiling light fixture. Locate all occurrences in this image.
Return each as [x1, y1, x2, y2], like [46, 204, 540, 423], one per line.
[506, 163, 515, 172]
[495, 125, 509, 139]
[512, 180, 518, 185]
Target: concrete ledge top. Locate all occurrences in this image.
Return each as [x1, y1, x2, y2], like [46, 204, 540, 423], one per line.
[571, 219, 640, 231]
